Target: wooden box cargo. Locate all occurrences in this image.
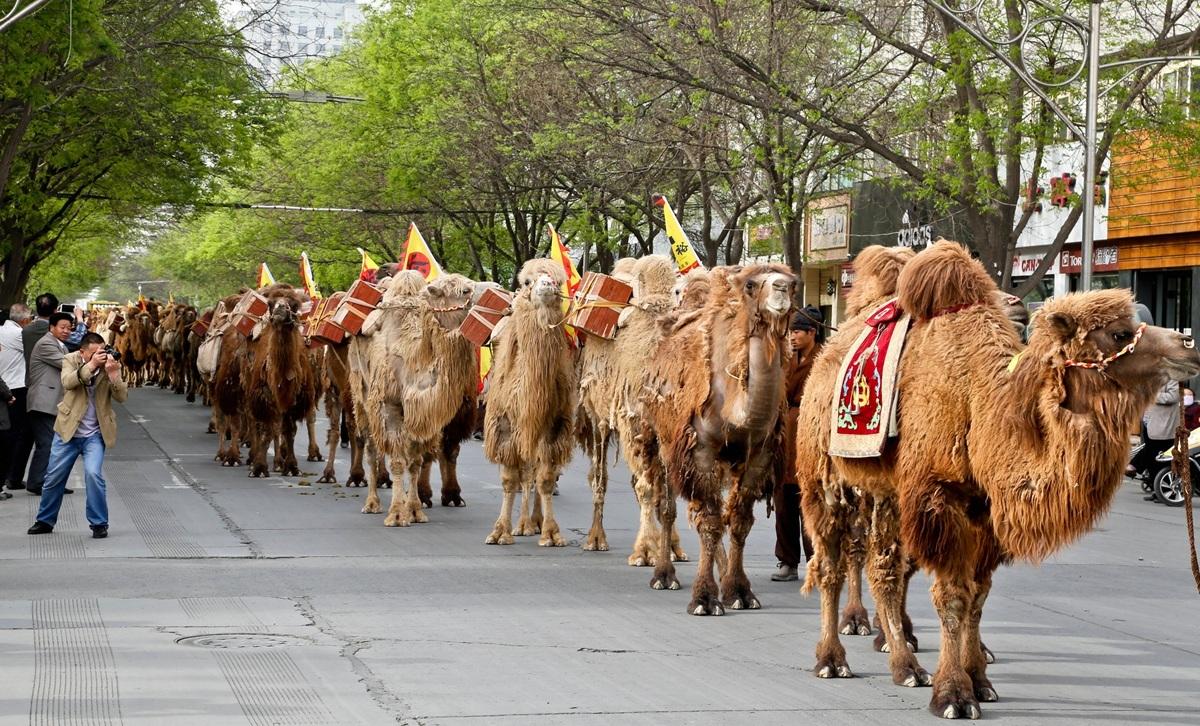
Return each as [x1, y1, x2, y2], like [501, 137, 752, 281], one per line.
[232, 290, 270, 337]
[345, 279, 384, 308]
[108, 313, 125, 334]
[459, 288, 513, 347]
[331, 300, 375, 336]
[568, 272, 633, 340]
[304, 293, 347, 345]
[190, 317, 209, 339]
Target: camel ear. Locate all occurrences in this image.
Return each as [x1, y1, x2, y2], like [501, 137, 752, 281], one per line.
[617, 307, 634, 329]
[1044, 311, 1078, 341]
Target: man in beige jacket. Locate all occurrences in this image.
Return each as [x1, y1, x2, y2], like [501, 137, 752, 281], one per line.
[28, 332, 126, 538]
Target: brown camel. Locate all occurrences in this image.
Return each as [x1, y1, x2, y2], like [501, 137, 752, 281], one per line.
[208, 293, 250, 465]
[637, 263, 797, 615]
[577, 255, 687, 564]
[315, 340, 367, 487]
[484, 258, 577, 547]
[796, 240, 1200, 719]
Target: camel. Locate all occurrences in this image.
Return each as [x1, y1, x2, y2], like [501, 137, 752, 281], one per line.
[115, 304, 155, 387]
[186, 308, 213, 404]
[795, 240, 1200, 719]
[483, 258, 578, 547]
[315, 340, 368, 487]
[239, 284, 318, 477]
[210, 293, 253, 466]
[355, 271, 478, 526]
[635, 263, 796, 615]
[577, 255, 687, 564]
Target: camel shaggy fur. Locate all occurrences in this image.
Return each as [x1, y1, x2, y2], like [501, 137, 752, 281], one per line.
[636, 264, 796, 615]
[577, 255, 687, 564]
[484, 258, 577, 547]
[795, 240, 1200, 719]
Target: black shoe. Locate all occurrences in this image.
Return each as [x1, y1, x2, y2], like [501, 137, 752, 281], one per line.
[6, 480, 25, 491]
[27, 487, 42, 496]
[91, 526, 108, 539]
[27, 521, 53, 535]
[64, 488, 74, 494]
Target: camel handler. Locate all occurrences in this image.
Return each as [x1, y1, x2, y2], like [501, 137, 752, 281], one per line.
[771, 305, 823, 582]
[27, 332, 126, 539]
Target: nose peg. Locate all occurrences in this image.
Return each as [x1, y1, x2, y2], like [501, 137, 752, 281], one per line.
[1183, 336, 1195, 350]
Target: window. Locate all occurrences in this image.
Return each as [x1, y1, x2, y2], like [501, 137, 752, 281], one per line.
[1161, 60, 1200, 118]
[316, 26, 325, 38]
[298, 25, 307, 36]
[317, 43, 326, 53]
[278, 40, 290, 52]
[333, 27, 343, 39]
[262, 40, 271, 52]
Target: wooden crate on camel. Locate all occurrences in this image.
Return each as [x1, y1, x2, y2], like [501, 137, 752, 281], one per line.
[232, 290, 270, 337]
[568, 272, 633, 340]
[459, 287, 513, 346]
[330, 280, 383, 336]
[303, 292, 347, 344]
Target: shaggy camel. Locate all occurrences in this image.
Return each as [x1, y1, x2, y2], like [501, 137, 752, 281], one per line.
[637, 264, 796, 615]
[209, 292, 251, 465]
[577, 255, 686, 564]
[484, 258, 577, 547]
[796, 240, 1200, 719]
[358, 271, 477, 526]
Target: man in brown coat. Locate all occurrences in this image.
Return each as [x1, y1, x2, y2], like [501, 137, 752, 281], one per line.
[771, 306, 823, 581]
[27, 332, 126, 538]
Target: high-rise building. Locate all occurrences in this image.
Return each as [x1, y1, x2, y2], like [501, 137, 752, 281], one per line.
[227, 1, 370, 82]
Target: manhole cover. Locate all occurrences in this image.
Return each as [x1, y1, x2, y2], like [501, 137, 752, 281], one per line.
[176, 633, 312, 649]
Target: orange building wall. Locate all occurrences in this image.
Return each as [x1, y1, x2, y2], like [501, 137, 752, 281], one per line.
[1108, 132, 1200, 240]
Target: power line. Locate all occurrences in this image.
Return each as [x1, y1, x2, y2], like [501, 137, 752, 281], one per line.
[58, 193, 548, 216]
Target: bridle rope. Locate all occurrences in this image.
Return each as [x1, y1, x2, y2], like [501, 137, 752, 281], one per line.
[1063, 323, 1147, 371]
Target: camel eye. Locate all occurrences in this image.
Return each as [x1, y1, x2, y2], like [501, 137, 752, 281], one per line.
[744, 280, 758, 293]
[1113, 330, 1132, 343]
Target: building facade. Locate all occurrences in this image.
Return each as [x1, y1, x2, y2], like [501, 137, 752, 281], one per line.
[229, 1, 369, 82]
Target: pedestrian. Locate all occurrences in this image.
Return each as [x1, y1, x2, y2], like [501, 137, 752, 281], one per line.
[22, 292, 57, 366]
[0, 303, 30, 493]
[1128, 379, 1180, 497]
[27, 332, 126, 538]
[25, 311, 76, 496]
[771, 305, 824, 582]
[1183, 387, 1200, 432]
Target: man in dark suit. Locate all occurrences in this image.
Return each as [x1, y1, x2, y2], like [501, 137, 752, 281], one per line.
[25, 312, 74, 496]
[21, 293, 57, 367]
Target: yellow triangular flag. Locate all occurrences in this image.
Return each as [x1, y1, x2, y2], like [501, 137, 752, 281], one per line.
[547, 225, 580, 346]
[652, 194, 704, 274]
[357, 247, 380, 280]
[299, 252, 321, 298]
[400, 223, 443, 281]
[257, 262, 276, 288]
[478, 344, 492, 394]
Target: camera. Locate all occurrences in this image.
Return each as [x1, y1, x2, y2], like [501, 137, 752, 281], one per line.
[102, 345, 121, 362]
[57, 303, 76, 315]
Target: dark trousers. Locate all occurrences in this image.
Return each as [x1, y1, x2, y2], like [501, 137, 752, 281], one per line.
[1, 387, 28, 484]
[1132, 428, 1173, 476]
[27, 411, 57, 491]
[773, 481, 813, 567]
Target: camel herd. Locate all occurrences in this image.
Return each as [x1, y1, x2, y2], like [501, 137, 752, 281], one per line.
[96, 241, 1200, 720]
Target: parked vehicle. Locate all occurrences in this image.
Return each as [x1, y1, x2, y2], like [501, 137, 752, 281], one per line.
[1148, 428, 1200, 507]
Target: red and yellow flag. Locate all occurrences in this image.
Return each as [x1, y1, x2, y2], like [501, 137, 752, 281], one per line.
[652, 194, 703, 274]
[299, 252, 321, 298]
[256, 262, 276, 288]
[137, 293, 147, 311]
[357, 248, 380, 281]
[477, 344, 493, 394]
[400, 223, 443, 281]
[547, 224, 581, 347]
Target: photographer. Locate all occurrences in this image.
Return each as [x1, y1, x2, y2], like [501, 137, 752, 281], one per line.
[27, 333, 126, 538]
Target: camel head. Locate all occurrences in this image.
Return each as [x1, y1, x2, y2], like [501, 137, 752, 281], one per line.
[381, 270, 426, 302]
[631, 255, 676, 302]
[424, 273, 475, 329]
[674, 268, 711, 311]
[516, 258, 567, 312]
[848, 245, 915, 317]
[737, 263, 796, 323]
[1034, 290, 1200, 398]
[260, 283, 307, 328]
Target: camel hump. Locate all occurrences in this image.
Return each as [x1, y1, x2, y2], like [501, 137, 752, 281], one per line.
[897, 239, 997, 322]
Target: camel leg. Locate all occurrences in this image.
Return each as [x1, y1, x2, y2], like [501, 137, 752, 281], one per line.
[346, 432, 366, 487]
[318, 392, 341, 484]
[963, 569, 997, 704]
[272, 432, 285, 473]
[583, 424, 609, 552]
[439, 438, 466, 507]
[361, 440, 383, 513]
[279, 419, 300, 477]
[628, 473, 661, 566]
[840, 493, 872, 637]
[485, 465, 519, 545]
[515, 467, 539, 536]
[720, 481, 761, 611]
[803, 484, 853, 679]
[876, 558, 920, 653]
[687, 497, 724, 616]
[648, 468, 680, 591]
[866, 495, 932, 689]
[536, 462, 565, 547]
[928, 574, 980, 719]
[305, 409, 323, 461]
[417, 458, 434, 508]
[383, 456, 414, 527]
[247, 425, 270, 478]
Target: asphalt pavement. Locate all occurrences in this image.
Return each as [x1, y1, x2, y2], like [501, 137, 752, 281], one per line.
[0, 386, 1197, 725]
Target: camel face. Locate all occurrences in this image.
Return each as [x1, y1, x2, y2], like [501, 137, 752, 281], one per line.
[1103, 321, 1200, 382]
[268, 297, 298, 327]
[741, 268, 796, 319]
[425, 274, 475, 329]
[530, 274, 559, 306]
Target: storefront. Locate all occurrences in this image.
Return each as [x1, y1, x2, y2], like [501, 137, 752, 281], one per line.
[803, 193, 851, 326]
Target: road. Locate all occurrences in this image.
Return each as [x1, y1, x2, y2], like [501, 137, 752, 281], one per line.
[0, 386, 1197, 724]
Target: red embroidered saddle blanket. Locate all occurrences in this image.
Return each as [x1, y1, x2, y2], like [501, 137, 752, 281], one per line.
[829, 299, 912, 458]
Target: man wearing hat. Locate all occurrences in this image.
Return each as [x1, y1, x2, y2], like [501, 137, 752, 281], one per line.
[771, 304, 824, 582]
[24, 311, 76, 496]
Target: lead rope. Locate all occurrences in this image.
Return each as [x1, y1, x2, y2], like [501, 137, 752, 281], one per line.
[1174, 396, 1200, 594]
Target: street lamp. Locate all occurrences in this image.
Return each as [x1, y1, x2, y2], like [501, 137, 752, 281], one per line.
[924, 0, 1194, 290]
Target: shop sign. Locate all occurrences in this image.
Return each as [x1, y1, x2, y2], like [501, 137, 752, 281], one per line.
[1011, 252, 1058, 277]
[849, 179, 971, 255]
[1059, 246, 1118, 273]
[805, 194, 850, 262]
[839, 263, 856, 289]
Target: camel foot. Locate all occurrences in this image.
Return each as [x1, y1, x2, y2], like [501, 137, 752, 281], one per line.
[894, 664, 933, 688]
[839, 604, 872, 637]
[627, 542, 655, 567]
[248, 464, 269, 478]
[346, 474, 366, 488]
[582, 531, 608, 552]
[650, 572, 680, 591]
[974, 683, 998, 702]
[876, 628, 918, 653]
[383, 511, 411, 527]
[441, 491, 466, 507]
[688, 591, 724, 616]
[814, 657, 853, 679]
[671, 548, 689, 562]
[411, 508, 429, 524]
[982, 644, 995, 664]
[538, 526, 566, 547]
[485, 525, 514, 545]
[186, 393, 196, 403]
[514, 517, 539, 537]
[419, 493, 433, 509]
[307, 452, 324, 462]
[282, 464, 300, 477]
[930, 681, 981, 720]
[361, 497, 381, 514]
[205, 424, 216, 433]
[317, 470, 337, 484]
[722, 583, 762, 611]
